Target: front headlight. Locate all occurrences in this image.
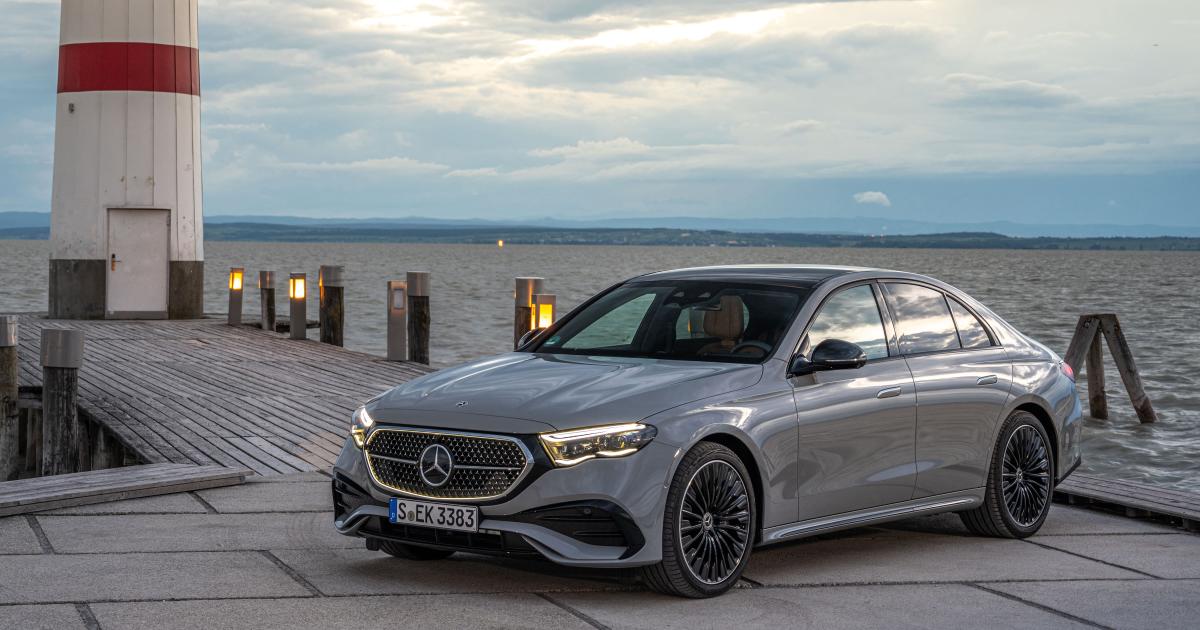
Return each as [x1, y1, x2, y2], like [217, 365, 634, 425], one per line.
[351, 406, 375, 448]
[539, 423, 657, 467]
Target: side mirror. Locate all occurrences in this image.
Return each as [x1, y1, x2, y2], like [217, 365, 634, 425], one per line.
[789, 338, 868, 376]
[517, 328, 545, 350]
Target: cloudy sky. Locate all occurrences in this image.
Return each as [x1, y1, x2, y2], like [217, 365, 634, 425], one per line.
[1, 0, 1198, 226]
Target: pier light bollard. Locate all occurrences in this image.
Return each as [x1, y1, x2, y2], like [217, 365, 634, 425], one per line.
[227, 267, 245, 326]
[289, 273, 308, 340]
[259, 271, 277, 332]
[40, 328, 84, 476]
[532, 293, 557, 331]
[514, 277, 544, 349]
[387, 280, 408, 361]
[1, 316, 19, 480]
[320, 265, 345, 347]
[407, 271, 431, 365]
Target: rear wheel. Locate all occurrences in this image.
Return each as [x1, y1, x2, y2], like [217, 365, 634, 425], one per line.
[378, 540, 456, 561]
[960, 411, 1054, 538]
[640, 442, 755, 598]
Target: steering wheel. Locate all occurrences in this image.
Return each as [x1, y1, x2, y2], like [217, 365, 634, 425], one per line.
[730, 340, 772, 356]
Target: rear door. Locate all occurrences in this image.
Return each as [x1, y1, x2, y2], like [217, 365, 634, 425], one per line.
[790, 283, 917, 520]
[881, 282, 1013, 498]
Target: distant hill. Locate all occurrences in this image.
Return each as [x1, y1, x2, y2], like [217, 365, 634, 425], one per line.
[4, 221, 1197, 250]
[3, 211, 1198, 238]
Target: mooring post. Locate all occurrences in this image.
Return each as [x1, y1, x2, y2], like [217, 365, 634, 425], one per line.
[289, 273, 307, 340]
[1098, 314, 1157, 424]
[259, 271, 276, 332]
[386, 280, 408, 361]
[514, 277, 544, 349]
[227, 267, 244, 326]
[0, 316, 20, 481]
[40, 328, 84, 476]
[407, 271, 431, 365]
[1086, 333, 1109, 420]
[319, 265, 345, 346]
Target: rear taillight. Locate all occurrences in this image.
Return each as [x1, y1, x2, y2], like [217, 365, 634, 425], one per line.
[1061, 362, 1075, 381]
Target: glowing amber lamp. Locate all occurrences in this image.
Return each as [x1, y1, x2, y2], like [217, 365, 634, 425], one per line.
[532, 293, 556, 329]
[289, 275, 306, 300]
[498, 239, 505, 248]
[228, 268, 244, 291]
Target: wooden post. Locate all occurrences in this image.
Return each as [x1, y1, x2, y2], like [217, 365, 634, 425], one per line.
[407, 271, 431, 365]
[1086, 333, 1108, 420]
[320, 265, 345, 346]
[41, 328, 84, 476]
[259, 271, 276, 332]
[1098, 314, 1157, 424]
[1, 316, 19, 481]
[289, 273, 307, 340]
[514, 277, 543, 349]
[1063, 314, 1101, 375]
[25, 406, 41, 474]
[90, 423, 123, 470]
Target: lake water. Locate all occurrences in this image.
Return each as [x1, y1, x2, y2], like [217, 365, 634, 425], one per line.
[1, 239, 1197, 491]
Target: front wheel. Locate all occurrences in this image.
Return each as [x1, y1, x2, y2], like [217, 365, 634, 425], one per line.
[960, 411, 1055, 538]
[640, 442, 756, 598]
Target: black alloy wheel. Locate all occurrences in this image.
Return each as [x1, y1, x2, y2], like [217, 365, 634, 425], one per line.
[960, 411, 1055, 538]
[641, 441, 756, 598]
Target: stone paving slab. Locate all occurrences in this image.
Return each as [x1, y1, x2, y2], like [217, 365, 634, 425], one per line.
[885, 505, 1180, 537]
[1033, 534, 1200, 579]
[742, 529, 1146, 585]
[36, 492, 209, 515]
[989, 579, 1200, 630]
[89, 593, 593, 630]
[556, 584, 1090, 629]
[196, 480, 331, 513]
[34, 512, 357, 553]
[0, 604, 87, 630]
[0, 516, 43, 554]
[0, 552, 310, 603]
[271, 548, 631, 596]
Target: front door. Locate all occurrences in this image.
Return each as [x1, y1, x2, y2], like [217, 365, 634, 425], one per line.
[790, 283, 917, 520]
[106, 208, 169, 318]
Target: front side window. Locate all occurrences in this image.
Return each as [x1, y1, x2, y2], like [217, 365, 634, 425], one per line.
[802, 285, 890, 360]
[947, 297, 992, 349]
[537, 281, 808, 363]
[884, 283, 961, 355]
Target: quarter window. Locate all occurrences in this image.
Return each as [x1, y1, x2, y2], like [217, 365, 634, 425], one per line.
[884, 283, 961, 355]
[948, 297, 991, 349]
[805, 285, 889, 360]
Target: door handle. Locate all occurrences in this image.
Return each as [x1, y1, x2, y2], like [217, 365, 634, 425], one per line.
[876, 386, 902, 399]
[977, 375, 998, 386]
[110, 254, 120, 271]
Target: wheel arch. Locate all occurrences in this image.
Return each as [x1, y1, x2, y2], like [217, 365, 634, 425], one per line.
[1010, 400, 1059, 473]
[693, 431, 766, 545]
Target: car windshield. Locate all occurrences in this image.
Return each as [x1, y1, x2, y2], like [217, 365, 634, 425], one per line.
[532, 281, 809, 363]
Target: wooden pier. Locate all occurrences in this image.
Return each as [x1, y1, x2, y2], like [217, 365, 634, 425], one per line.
[11, 316, 434, 476]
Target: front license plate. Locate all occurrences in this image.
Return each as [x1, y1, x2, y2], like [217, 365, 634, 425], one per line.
[389, 498, 479, 533]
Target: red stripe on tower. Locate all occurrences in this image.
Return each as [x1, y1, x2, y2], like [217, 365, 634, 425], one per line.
[57, 42, 200, 96]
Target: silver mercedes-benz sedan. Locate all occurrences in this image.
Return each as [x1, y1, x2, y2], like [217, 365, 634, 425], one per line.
[332, 265, 1083, 598]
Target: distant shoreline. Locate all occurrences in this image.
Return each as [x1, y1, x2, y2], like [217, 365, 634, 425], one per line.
[2, 223, 1199, 251]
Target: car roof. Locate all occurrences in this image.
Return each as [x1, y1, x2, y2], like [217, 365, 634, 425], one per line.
[633, 264, 875, 287]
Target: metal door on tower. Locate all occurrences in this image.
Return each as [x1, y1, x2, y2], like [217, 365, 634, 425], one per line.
[106, 208, 170, 319]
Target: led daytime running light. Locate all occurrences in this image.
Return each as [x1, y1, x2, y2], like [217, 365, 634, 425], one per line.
[539, 423, 656, 467]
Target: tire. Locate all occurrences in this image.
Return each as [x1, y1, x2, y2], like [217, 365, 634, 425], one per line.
[378, 540, 456, 561]
[640, 442, 756, 598]
[960, 411, 1055, 538]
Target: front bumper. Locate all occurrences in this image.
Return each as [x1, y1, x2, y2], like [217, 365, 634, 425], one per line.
[332, 433, 678, 568]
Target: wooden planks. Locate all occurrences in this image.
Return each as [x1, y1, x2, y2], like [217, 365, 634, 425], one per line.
[12, 316, 435, 476]
[1057, 473, 1200, 530]
[0, 462, 251, 516]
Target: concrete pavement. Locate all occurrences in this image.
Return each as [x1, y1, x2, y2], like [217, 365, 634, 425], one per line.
[1, 472, 1197, 630]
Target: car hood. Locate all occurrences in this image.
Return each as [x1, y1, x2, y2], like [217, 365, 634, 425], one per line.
[371, 353, 764, 432]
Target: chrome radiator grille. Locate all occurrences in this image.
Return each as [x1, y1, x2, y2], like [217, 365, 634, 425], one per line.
[364, 428, 532, 500]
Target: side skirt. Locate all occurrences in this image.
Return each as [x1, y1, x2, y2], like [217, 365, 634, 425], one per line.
[760, 489, 985, 545]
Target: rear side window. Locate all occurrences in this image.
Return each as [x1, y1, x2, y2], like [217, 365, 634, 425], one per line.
[947, 297, 992, 349]
[884, 283, 960, 355]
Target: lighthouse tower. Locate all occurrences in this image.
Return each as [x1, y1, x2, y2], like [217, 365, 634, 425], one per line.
[49, 0, 204, 319]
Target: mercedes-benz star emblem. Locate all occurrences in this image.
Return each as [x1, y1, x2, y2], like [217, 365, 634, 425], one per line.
[418, 444, 454, 488]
